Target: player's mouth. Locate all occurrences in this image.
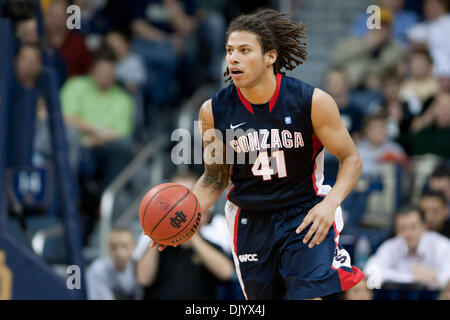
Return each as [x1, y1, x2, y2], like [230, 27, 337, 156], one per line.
[230, 68, 244, 79]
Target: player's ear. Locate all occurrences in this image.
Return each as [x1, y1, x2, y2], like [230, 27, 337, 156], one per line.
[265, 50, 277, 67]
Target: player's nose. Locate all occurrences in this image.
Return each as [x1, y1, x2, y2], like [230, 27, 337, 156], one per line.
[228, 50, 240, 64]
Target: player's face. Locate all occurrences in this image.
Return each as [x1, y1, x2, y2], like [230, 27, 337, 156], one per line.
[225, 31, 273, 88]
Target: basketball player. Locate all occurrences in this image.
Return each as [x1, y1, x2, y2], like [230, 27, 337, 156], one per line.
[153, 9, 365, 300]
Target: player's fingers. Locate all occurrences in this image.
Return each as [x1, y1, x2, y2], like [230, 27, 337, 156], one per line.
[150, 240, 157, 248]
[309, 225, 325, 248]
[316, 224, 331, 245]
[296, 214, 313, 234]
[158, 245, 167, 252]
[302, 220, 319, 245]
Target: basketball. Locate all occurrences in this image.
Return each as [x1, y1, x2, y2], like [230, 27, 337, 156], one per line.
[139, 183, 202, 246]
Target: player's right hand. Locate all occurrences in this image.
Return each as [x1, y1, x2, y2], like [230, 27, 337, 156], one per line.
[150, 239, 167, 252]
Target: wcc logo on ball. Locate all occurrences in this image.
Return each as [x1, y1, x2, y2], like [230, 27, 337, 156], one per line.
[170, 211, 187, 229]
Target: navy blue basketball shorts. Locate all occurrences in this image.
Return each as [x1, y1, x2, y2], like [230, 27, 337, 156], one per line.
[224, 198, 365, 300]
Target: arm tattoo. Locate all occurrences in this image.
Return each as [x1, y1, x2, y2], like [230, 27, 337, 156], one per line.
[199, 102, 230, 193]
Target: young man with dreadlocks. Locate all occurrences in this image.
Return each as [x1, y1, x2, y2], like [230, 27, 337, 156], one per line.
[152, 9, 365, 300]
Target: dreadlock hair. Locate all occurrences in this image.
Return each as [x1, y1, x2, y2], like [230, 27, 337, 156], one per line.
[224, 8, 308, 82]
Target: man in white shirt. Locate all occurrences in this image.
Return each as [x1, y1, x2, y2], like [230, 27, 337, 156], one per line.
[364, 206, 450, 290]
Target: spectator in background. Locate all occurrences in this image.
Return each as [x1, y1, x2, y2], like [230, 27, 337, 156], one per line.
[2, 0, 39, 46]
[407, 0, 450, 80]
[364, 207, 450, 290]
[192, 4, 226, 86]
[376, 70, 414, 139]
[130, 0, 225, 110]
[400, 48, 439, 106]
[332, 8, 405, 91]
[105, 31, 147, 93]
[350, 0, 419, 47]
[2, 0, 68, 86]
[357, 115, 407, 178]
[343, 279, 373, 300]
[420, 190, 450, 238]
[45, 0, 93, 76]
[399, 90, 450, 158]
[14, 44, 42, 88]
[133, 171, 235, 300]
[426, 164, 450, 205]
[86, 227, 140, 300]
[324, 68, 364, 140]
[130, 0, 197, 109]
[15, 17, 40, 46]
[60, 47, 134, 190]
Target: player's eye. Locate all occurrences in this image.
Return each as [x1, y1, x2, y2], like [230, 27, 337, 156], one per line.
[226, 48, 233, 54]
[241, 48, 249, 53]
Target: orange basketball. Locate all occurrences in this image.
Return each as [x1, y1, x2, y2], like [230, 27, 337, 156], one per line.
[139, 183, 202, 246]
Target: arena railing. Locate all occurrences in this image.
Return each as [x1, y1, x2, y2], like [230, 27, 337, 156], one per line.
[98, 138, 166, 257]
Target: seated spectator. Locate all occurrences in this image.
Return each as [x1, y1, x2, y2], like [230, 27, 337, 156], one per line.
[332, 8, 405, 90]
[3, 0, 68, 86]
[105, 31, 147, 93]
[376, 70, 414, 139]
[420, 190, 450, 238]
[14, 44, 42, 88]
[130, 0, 225, 109]
[324, 68, 364, 140]
[60, 47, 134, 190]
[426, 164, 450, 205]
[15, 17, 40, 46]
[2, 0, 39, 46]
[14, 44, 80, 177]
[357, 115, 407, 178]
[86, 227, 140, 300]
[350, 0, 419, 47]
[133, 171, 235, 300]
[364, 206, 450, 290]
[130, 0, 196, 109]
[407, 0, 450, 79]
[400, 48, 439, 105]
[343, 278, 373, 300]
[45, 0, 93, 76]
[399, 89, 450, 158]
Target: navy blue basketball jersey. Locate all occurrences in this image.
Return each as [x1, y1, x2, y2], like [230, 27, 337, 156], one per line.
[211, 73, 331, 211]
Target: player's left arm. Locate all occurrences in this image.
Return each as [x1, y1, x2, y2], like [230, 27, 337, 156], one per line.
[296, 88, 362, 248]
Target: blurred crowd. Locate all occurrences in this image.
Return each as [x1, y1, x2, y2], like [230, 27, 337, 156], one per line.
[1, 0, 449, 300]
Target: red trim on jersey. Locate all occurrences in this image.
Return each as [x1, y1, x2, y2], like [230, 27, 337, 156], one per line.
[338, 266, 366, 291]
[311, 134, 323, 196]
[236, 73, 282, 114]
[232, 207, 248, 300]
[269, 73, 282, 112]
[226, 185, 236, 200]
[332, 222, 366, 290]
[233, 208, 241, 253]
[236, 87, 254, 114]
